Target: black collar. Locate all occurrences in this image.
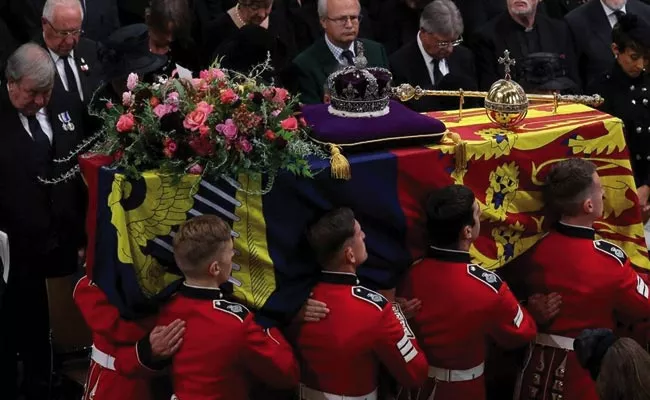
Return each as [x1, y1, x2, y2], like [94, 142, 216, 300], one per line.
[319, 271, 360, 286]
[427, 245, 472, 263]
[555, 221, 595, 239]
[179, 282, 224, 300]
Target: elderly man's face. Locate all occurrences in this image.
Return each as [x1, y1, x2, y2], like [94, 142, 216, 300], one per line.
[8, 77, 53, 116]
[507, 0, 539, 17]
[42, 5, 83, 56]
[420, 30, 461, 60]
[321, 0, 361, 47]
[603, 0, 626, 9]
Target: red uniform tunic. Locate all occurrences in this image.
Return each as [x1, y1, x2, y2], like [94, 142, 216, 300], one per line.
[73, 275, 159, 400]
[398, 246, 537, 400]
[512, 222, 650, 400]
[289, 271, 428, 399]
[155, 283, 299, 400]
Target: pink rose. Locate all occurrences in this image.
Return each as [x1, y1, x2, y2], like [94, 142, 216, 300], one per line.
[220, 88, 239, 105]
[199, 125, 210, 136]
[116, 113, 135, 133]
[188, 163, 204, 175]
[122, 91, 134, 107]
[183, 110, 209, 131]
[126, 73, 139, 91]
[106, 101, 113, 109]
[195, 101, 214, 115]
[280, 116, 299, 131]
[153, 104, 173, 119]
[237, 138, 253, 153]
[272, 88, 289, 104]
[191, 78, 208, 92]
[200, 68, 226, 82]
[163, 138, 177, 158]
[215, 119, 238, 140]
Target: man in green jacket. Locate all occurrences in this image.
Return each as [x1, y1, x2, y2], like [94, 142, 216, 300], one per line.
[292, 0, 390, 104]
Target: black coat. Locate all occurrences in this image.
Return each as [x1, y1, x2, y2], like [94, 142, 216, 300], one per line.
[587, 63, 650, 187]
[565, 0, 650, 91]
[473, 11, 580, 90]
[0, 87, 86, 278]
[390, 40, 480, 112]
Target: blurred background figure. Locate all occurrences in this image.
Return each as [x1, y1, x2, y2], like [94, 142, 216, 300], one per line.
[518, 52, 579, 93]
[575, 329, 650, 400]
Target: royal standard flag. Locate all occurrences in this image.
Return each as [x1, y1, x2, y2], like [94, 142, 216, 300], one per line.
[80, 104, 649, 324]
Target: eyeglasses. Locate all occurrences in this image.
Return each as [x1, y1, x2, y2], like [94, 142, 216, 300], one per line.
[325, 14, 363, 25]
[435, 37, 463, 48]
[45, 20, 83, 38]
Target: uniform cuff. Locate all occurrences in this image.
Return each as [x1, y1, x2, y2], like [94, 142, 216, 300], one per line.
[136, 335, 171, 371]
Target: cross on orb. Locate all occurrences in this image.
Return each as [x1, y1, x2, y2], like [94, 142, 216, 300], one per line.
[498, 50, 516, 80]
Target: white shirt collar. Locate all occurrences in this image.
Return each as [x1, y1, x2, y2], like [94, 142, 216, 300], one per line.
[600, 0, 626, 16]
[47, 47, 75, 63]
[416, 32, 435, 66]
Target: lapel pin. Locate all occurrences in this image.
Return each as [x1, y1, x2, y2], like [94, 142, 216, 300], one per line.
[79, 57, 89, 72]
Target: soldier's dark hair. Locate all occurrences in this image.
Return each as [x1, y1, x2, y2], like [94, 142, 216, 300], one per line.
[543, 158, 597, 217]
[307, 207, 356, 267]
[612, 14, 650, 55]
[146, 0, 192, 42]
[426, 185, 476, 248]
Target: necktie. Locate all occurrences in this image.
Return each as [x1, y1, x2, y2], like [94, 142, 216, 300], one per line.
[27, 115, 51, 150]
[613, 10, 625, 24]
[341, 50, 355, 66]
[62, 56, 79, 94]
[432, 60, 443, 87]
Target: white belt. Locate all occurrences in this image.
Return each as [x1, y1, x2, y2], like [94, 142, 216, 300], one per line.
[535, 333, 574, 351]
[300, 384, 377, 400]
[91, 345, 116, 371]
[428, 362, 484, 382]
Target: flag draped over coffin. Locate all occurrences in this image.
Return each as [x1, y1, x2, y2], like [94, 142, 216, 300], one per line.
[80, 104, 649, 324]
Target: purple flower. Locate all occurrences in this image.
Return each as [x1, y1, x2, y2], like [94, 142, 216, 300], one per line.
[166, 92, 180, 112]
[271, 109, 282, 117]
[215, 118, 238, 140]
[153, 104, 174, 119]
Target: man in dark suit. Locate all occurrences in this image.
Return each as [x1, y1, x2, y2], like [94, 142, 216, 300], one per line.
[565, 0, 650, 89]
[0, 43, 86, 400]
[40, 0, 103, 116]
[391, 0, 479, 112]
[292, 0, 389, 104]
[473, 0, 580, 90]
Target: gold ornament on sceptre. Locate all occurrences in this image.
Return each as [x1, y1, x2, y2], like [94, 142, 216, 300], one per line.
[392, 50, 604, 129]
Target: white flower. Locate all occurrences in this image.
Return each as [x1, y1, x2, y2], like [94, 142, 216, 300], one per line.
[126, 73, 139, 91]
[158, 76, 168, 84]
[152, 83, 161, 91]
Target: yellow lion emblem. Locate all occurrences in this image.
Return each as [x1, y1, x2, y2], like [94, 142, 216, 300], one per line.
[108, 172, 200, 297]
[484, 162, 520, 221]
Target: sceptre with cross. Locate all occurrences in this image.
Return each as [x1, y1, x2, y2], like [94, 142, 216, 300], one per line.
[498, 50, 516, 80]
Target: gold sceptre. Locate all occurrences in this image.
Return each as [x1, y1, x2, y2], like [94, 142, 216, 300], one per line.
[393, 50, 604, 128]
[392, 84, 604, 111]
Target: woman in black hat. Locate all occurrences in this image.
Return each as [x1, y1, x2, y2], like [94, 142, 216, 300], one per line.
[587, 13, 650, 221]
[201, 0, 297, 74]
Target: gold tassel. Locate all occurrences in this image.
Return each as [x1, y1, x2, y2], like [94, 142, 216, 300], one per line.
[329, 144, 351, 180]
[440, 131, 467, 172]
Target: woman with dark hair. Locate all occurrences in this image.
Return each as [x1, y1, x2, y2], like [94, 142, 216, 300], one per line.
[587, 13, 650, 221]
[575, 329, 650, 400]
[202, 0, 297, 74]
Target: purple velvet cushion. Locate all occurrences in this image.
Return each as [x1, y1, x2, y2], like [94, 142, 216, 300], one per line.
[301, 100, 447, 147]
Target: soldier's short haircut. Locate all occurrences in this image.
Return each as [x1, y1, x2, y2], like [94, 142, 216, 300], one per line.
[426, 184, 476, 248]
[543, 158, 597, 217]
[307, 207, 356, 267]
[173, 214, 232, 275]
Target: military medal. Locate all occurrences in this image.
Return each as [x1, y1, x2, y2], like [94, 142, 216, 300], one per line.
[58, 111, 75, 131]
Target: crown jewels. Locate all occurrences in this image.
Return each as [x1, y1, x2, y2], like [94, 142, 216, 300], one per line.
[326, 42, 393, 118]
